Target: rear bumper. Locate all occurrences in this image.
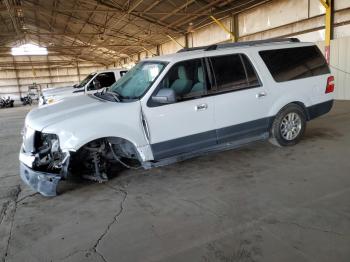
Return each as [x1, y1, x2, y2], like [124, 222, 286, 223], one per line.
[20, 163, 61, 197]
[307, 100, 334, 120]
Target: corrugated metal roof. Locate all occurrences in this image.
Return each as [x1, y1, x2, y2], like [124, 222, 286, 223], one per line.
[0, 0, 271, 65]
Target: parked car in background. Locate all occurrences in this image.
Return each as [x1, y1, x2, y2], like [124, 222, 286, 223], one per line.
[19, 38, 334, 196]
[39, 68, 127, 106]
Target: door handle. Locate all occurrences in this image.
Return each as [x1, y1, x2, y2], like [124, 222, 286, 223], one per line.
[195, 103, 208, 111]
[256, 91, 267, 98]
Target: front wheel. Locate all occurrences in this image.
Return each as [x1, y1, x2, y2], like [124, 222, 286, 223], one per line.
[269, 104, 306, 147]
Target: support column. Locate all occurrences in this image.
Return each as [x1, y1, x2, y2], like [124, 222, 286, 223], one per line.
[185, 33, 190, 48]
[12, 56, 21, 98]
[231, 14, 239, 43]
[137, 53, 141, 62]
[320, 0, 333, 64]
[46, 56, 53, 88]
[76, 61, 81, 82]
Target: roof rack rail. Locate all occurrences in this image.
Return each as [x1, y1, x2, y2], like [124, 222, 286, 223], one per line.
[177, 46, 211, 53]
[177, 38, 300, 53]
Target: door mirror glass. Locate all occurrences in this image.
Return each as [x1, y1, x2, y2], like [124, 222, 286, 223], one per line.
[152, 88, 176, 104]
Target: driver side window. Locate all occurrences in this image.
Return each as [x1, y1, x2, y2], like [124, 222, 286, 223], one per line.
[158, 59, 209, 101]
[87, 72, 116, 91]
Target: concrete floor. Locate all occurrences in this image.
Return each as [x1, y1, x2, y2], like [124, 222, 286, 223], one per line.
[0, 101, 349, 262]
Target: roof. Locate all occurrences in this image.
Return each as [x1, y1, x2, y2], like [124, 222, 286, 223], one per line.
[146, 39, 315, 64]
[0, 0, 272, 65]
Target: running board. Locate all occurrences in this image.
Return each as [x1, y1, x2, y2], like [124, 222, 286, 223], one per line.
[142, 133, 269, 169]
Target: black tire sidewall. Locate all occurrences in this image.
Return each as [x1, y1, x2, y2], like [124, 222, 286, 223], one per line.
[271, 104, 306, 146]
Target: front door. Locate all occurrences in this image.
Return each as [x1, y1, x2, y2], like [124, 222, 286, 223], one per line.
[142, 59, 216, 160]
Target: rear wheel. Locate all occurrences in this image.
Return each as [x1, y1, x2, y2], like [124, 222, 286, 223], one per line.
[269, 104, 306, 147]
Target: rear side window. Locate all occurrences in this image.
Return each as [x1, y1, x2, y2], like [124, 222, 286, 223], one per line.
[210, 54, 260, 93]
[259, 46, 330, 82]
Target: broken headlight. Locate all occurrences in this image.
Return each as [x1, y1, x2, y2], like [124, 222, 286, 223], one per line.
[21, 125, 36, 153]
[34, 133, 65, 171]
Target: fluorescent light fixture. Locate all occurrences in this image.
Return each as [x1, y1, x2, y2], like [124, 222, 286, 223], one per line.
[11, 43, 48, 56]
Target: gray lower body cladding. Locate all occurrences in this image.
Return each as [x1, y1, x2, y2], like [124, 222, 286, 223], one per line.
[151, 100, 334, 160]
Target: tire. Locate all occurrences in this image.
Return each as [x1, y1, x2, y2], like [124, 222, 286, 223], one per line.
[269, 104, 306, 147]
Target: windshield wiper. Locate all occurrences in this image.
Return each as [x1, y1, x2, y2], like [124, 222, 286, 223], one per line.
[94, 90, 121, 102]
[99, 87, 108, 95]
[106, 91, 121, 102]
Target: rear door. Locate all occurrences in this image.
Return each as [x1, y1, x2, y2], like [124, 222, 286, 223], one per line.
[208, 53, 273, 144]
[142, 58, 217, 160]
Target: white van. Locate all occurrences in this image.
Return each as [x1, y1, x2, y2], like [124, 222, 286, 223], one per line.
[19, 38, 334, 196]
[39, 68, 127, 106]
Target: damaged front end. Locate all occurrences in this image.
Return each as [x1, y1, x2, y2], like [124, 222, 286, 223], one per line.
[19, 126, 69, 196]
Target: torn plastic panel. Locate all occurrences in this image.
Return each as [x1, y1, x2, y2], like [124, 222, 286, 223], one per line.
[19, 129, 148, 196]
[19, 153, 70, 197]
[19, 129, 71, 196]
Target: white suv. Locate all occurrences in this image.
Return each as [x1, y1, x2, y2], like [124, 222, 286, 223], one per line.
[19, 38, 334, 196]
[39, 69, 127, 106]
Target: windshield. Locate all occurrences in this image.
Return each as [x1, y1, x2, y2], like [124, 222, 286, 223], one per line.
[109, 61, 167, 99]
[76, 73, 96, 88]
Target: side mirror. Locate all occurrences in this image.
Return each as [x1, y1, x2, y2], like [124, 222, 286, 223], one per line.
[152, 88, 176, 104]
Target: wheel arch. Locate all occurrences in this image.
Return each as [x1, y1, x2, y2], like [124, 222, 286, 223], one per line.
[73, 136, 144, 162]
[289, 101, 310, 120]
[268, 101, 309, 131]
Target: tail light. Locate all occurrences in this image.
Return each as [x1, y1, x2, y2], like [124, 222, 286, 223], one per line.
[325, 76, 334, 93]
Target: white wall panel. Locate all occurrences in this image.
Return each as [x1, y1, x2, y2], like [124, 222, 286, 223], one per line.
[0, 55, 107, 99]
[238, 0, 309, 37]
[160, 36, 185, 55]
[335, 0, 350, 10]
[309, 1, 325, 17]
[335, 24, 350, 38]
[192, 18, 231, 47]
[294, 29, 325, 42]
[317, 37, 350, 100]
[329, 37, 350, 100]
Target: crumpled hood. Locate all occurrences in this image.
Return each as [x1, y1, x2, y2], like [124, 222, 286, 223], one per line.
[26, 95, 105, 131]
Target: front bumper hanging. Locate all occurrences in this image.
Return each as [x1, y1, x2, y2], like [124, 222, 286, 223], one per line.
[20, 163, 62, 197]
[19, 150, 70, 197]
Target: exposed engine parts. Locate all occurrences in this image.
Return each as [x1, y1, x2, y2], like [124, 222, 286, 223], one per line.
[81, 141, 108, 183]
[70, 138, 141, 183]
[32, 134, 141, 182]
[21, 131, 142, 196]
[34, 133, 66, 173]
